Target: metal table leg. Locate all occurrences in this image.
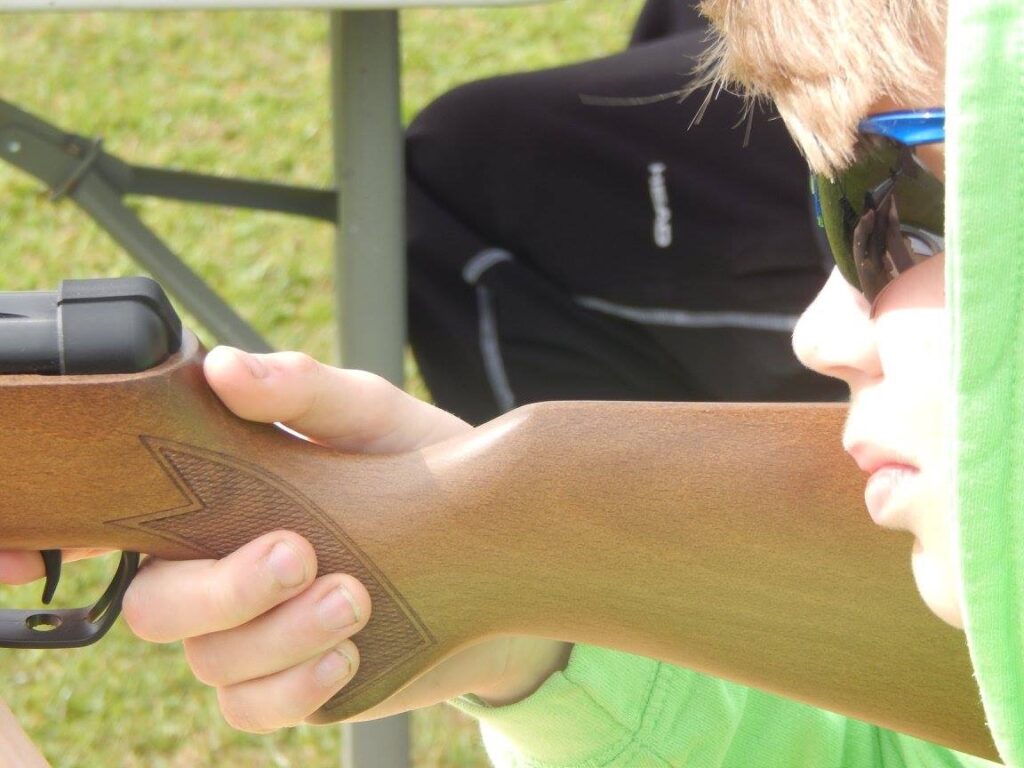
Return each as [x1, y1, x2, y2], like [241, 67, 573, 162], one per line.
[341, 716, 412, 768]
[329, 9, 411, 768]
[330, 8, 406, 383]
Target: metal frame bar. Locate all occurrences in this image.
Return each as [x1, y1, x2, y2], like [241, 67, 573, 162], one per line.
[331, 10, 410, 766]
[0, 98, 352, 352]
[330, 9, 406, 384]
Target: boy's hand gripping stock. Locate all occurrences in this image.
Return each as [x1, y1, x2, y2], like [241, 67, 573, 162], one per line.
[0, 278, 996, 760]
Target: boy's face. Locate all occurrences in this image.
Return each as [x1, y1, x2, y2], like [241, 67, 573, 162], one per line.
[792, 104, 963, 628]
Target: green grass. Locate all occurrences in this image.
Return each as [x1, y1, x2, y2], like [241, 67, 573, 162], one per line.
[0, 3, 642, 766]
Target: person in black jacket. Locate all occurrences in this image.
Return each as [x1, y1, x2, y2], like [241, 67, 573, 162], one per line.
[406, 0, 845, 425]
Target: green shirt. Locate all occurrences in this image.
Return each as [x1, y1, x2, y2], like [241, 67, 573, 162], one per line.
[454, 645, 995, 767]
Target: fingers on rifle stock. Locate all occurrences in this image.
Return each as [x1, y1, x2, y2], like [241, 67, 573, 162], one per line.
[123, 531, 317, 643]
[204, 346, 469, 452]
[182, 573, 370, 688]
[216, 640, 360, 733]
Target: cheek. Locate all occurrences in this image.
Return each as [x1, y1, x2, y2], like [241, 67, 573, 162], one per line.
[876, 309, 947, 395]
[874, 308, 947, 446]
[872, 257, 949, 469]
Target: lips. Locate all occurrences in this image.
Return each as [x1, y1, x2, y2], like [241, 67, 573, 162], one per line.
[844, 442, 921, 528]
[863, 464, 920, 526]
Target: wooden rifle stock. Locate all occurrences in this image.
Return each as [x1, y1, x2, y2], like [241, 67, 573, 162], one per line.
[0, 332, 995, 759]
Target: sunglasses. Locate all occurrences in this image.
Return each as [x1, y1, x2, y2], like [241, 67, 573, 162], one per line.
[811, 109, 945, 307]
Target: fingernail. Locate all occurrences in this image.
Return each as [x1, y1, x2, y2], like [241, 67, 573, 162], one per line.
[317, 585, 360, 631]
[314, 646, 354, 687]
[265, 542, 307, 589]
[237, 349, 267, 379]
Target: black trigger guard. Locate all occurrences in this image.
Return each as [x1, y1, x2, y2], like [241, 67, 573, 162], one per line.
[0, 552, 140, 649]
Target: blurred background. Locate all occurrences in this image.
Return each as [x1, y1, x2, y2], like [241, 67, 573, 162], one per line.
[0, 2, 644, 765]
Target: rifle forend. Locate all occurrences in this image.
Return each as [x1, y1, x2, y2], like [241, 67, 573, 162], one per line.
[0, 281, 995, 760]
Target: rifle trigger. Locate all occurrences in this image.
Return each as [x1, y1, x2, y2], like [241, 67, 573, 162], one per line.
[40, 550, 62, 605]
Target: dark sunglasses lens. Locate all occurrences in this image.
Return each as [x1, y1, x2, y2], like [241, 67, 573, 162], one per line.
[813, 142, 944, 304]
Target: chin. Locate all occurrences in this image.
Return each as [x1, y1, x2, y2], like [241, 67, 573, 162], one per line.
[911, 542, 964, 629]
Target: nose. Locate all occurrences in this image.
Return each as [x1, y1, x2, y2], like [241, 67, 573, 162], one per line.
[792, 268, 882, 386]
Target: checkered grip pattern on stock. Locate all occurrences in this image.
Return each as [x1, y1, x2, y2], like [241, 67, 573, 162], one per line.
[114, 438, 434, 706]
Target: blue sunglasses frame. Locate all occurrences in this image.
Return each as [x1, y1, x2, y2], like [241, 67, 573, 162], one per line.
[812, 109, 946, 224]
[858, 108, 946, 147]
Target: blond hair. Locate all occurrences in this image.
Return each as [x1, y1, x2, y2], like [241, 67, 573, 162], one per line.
[696, 0, 946, 175]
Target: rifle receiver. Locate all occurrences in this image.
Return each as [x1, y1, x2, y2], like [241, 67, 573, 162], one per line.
[0, 276, 181, 375]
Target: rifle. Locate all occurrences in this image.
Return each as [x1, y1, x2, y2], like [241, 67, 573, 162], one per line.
[0, 278, 995, 759]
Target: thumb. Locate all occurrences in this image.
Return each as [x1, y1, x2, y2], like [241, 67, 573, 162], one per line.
[203, 347, 470, 453]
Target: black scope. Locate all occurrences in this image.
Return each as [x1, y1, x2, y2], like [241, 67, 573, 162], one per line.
[0, 277, 182, 375]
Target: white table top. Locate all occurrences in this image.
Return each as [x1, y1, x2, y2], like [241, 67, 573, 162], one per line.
[1, 0, 552, 9]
